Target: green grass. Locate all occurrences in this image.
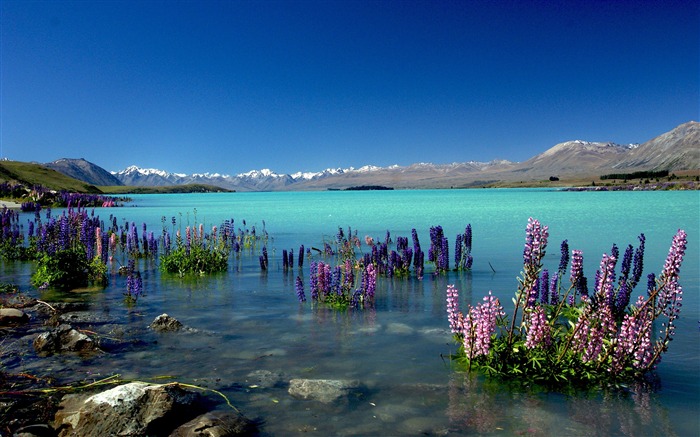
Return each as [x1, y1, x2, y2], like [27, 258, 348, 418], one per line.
[0, 160, 102, 193]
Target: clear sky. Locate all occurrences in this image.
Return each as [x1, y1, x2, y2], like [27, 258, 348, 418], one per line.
[1, 0, 698, 175]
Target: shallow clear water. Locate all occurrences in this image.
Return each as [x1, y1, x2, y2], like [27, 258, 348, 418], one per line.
[3, 189, 699, 435]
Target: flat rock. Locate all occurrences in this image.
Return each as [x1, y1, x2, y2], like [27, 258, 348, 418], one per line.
[288, 378, 360, 404]
[170, 410, 257, 437]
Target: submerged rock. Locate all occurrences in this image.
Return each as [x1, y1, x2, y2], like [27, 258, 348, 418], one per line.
[54, 382, 206, 437]
[288, 379, 361, 404]
[33, 324, 99, 355]
[170, 410, 257, 437]
[149, 313, 184, 332]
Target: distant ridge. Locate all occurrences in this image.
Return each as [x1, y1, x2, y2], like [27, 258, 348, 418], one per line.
[46, 121, 699, 191]
[45, 158, 123, 186]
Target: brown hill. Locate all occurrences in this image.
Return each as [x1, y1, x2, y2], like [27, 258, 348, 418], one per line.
[610, 121, 699, 171]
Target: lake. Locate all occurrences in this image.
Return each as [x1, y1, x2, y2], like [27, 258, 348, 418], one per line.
[3, 188, 699, 435]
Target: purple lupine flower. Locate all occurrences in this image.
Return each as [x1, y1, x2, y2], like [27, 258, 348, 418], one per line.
[594, 253, 617, 308]
[611, 296, 653, 373]
[558, 239, 569, 273]
[527, 280, 539, 308]
[462, 291, 504, 359]
[295, 276, 306, 302]
[570, 249, 584, 285]
[619, 244, 634, 282]
[631, 234, 645, 287]
[572, 304, 616, 363]
[440, 236, 450, 272]
[540, 269, 549, 304]
[455, 233, 463, 270]
[525, 306, 551, 349]
[364, 263, 376, 300]
[331, 266, 342, 295]
[523, 217, 548, 270]
[660, 229, 687, 281]
[125, 258, 143, 301]
[549, 272, 560, 305]
[344, 259, 354, 291]
[615, 281, 630, 315]
[646, 273, 656, 296]
[465, 224, 472, 253]
[446, 284, 463, 334]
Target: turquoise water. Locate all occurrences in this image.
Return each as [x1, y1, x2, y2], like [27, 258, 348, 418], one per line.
[4, 189, 699, 435]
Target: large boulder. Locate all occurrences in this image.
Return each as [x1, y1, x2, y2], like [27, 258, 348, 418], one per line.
[33, 324, 99, 355]
[54, 382, 206, 437]
[288, 379, 361, 404]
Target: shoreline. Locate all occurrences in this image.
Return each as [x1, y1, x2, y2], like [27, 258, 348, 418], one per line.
[0, 200, 21, 209]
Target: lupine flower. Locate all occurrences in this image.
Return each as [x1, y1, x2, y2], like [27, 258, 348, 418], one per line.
[540, 270, 549, 304]
[570, 249, 584, 285]
[558, 239, 569, 274]
[549, 272, 559, 305]
[295, 276, 306, 302]
[631, 234, 645, 287]
[571, 304, 616, 363]
[594, 253, 617, 308]
[525, 306, 551, 349]
[125, 258, 143, 302]
[331, 266, 342, 295]
[462, 291, 504, 359]
[364, 263, 376, 300]
[611, 296, 653, 373]
[446, 284, 463, 334]
[523, 217, 549, 269]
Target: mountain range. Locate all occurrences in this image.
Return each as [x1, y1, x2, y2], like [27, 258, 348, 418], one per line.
[44, 121, 699, 191]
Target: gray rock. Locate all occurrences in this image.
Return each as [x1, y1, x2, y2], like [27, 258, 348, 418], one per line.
[288, 378, 360, 404]
[169, 410, 256, 437]
[33, 324, 99, 355]
[245, 370, 283, 389]
[150, 314, 184, 332]
[0, 307, 29, 325]
[54, 382, 206, 437]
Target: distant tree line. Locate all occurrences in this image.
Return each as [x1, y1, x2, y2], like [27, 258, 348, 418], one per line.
[600, 170, 669, 180]
[344, 185, 394, 191]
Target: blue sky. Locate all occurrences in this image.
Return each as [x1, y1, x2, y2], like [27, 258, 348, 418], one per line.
[1, 0, 698, 175]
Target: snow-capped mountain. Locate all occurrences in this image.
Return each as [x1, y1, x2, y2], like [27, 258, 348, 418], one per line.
[109, 164, 380, 190]
[47, 121, 697, 191]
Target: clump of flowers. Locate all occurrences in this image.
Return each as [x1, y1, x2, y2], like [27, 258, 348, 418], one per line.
[447, 217, 688, 388]
[159, 214, 229, 276]
[124, 258, 143, 304]
[298, 259, 376, 309]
